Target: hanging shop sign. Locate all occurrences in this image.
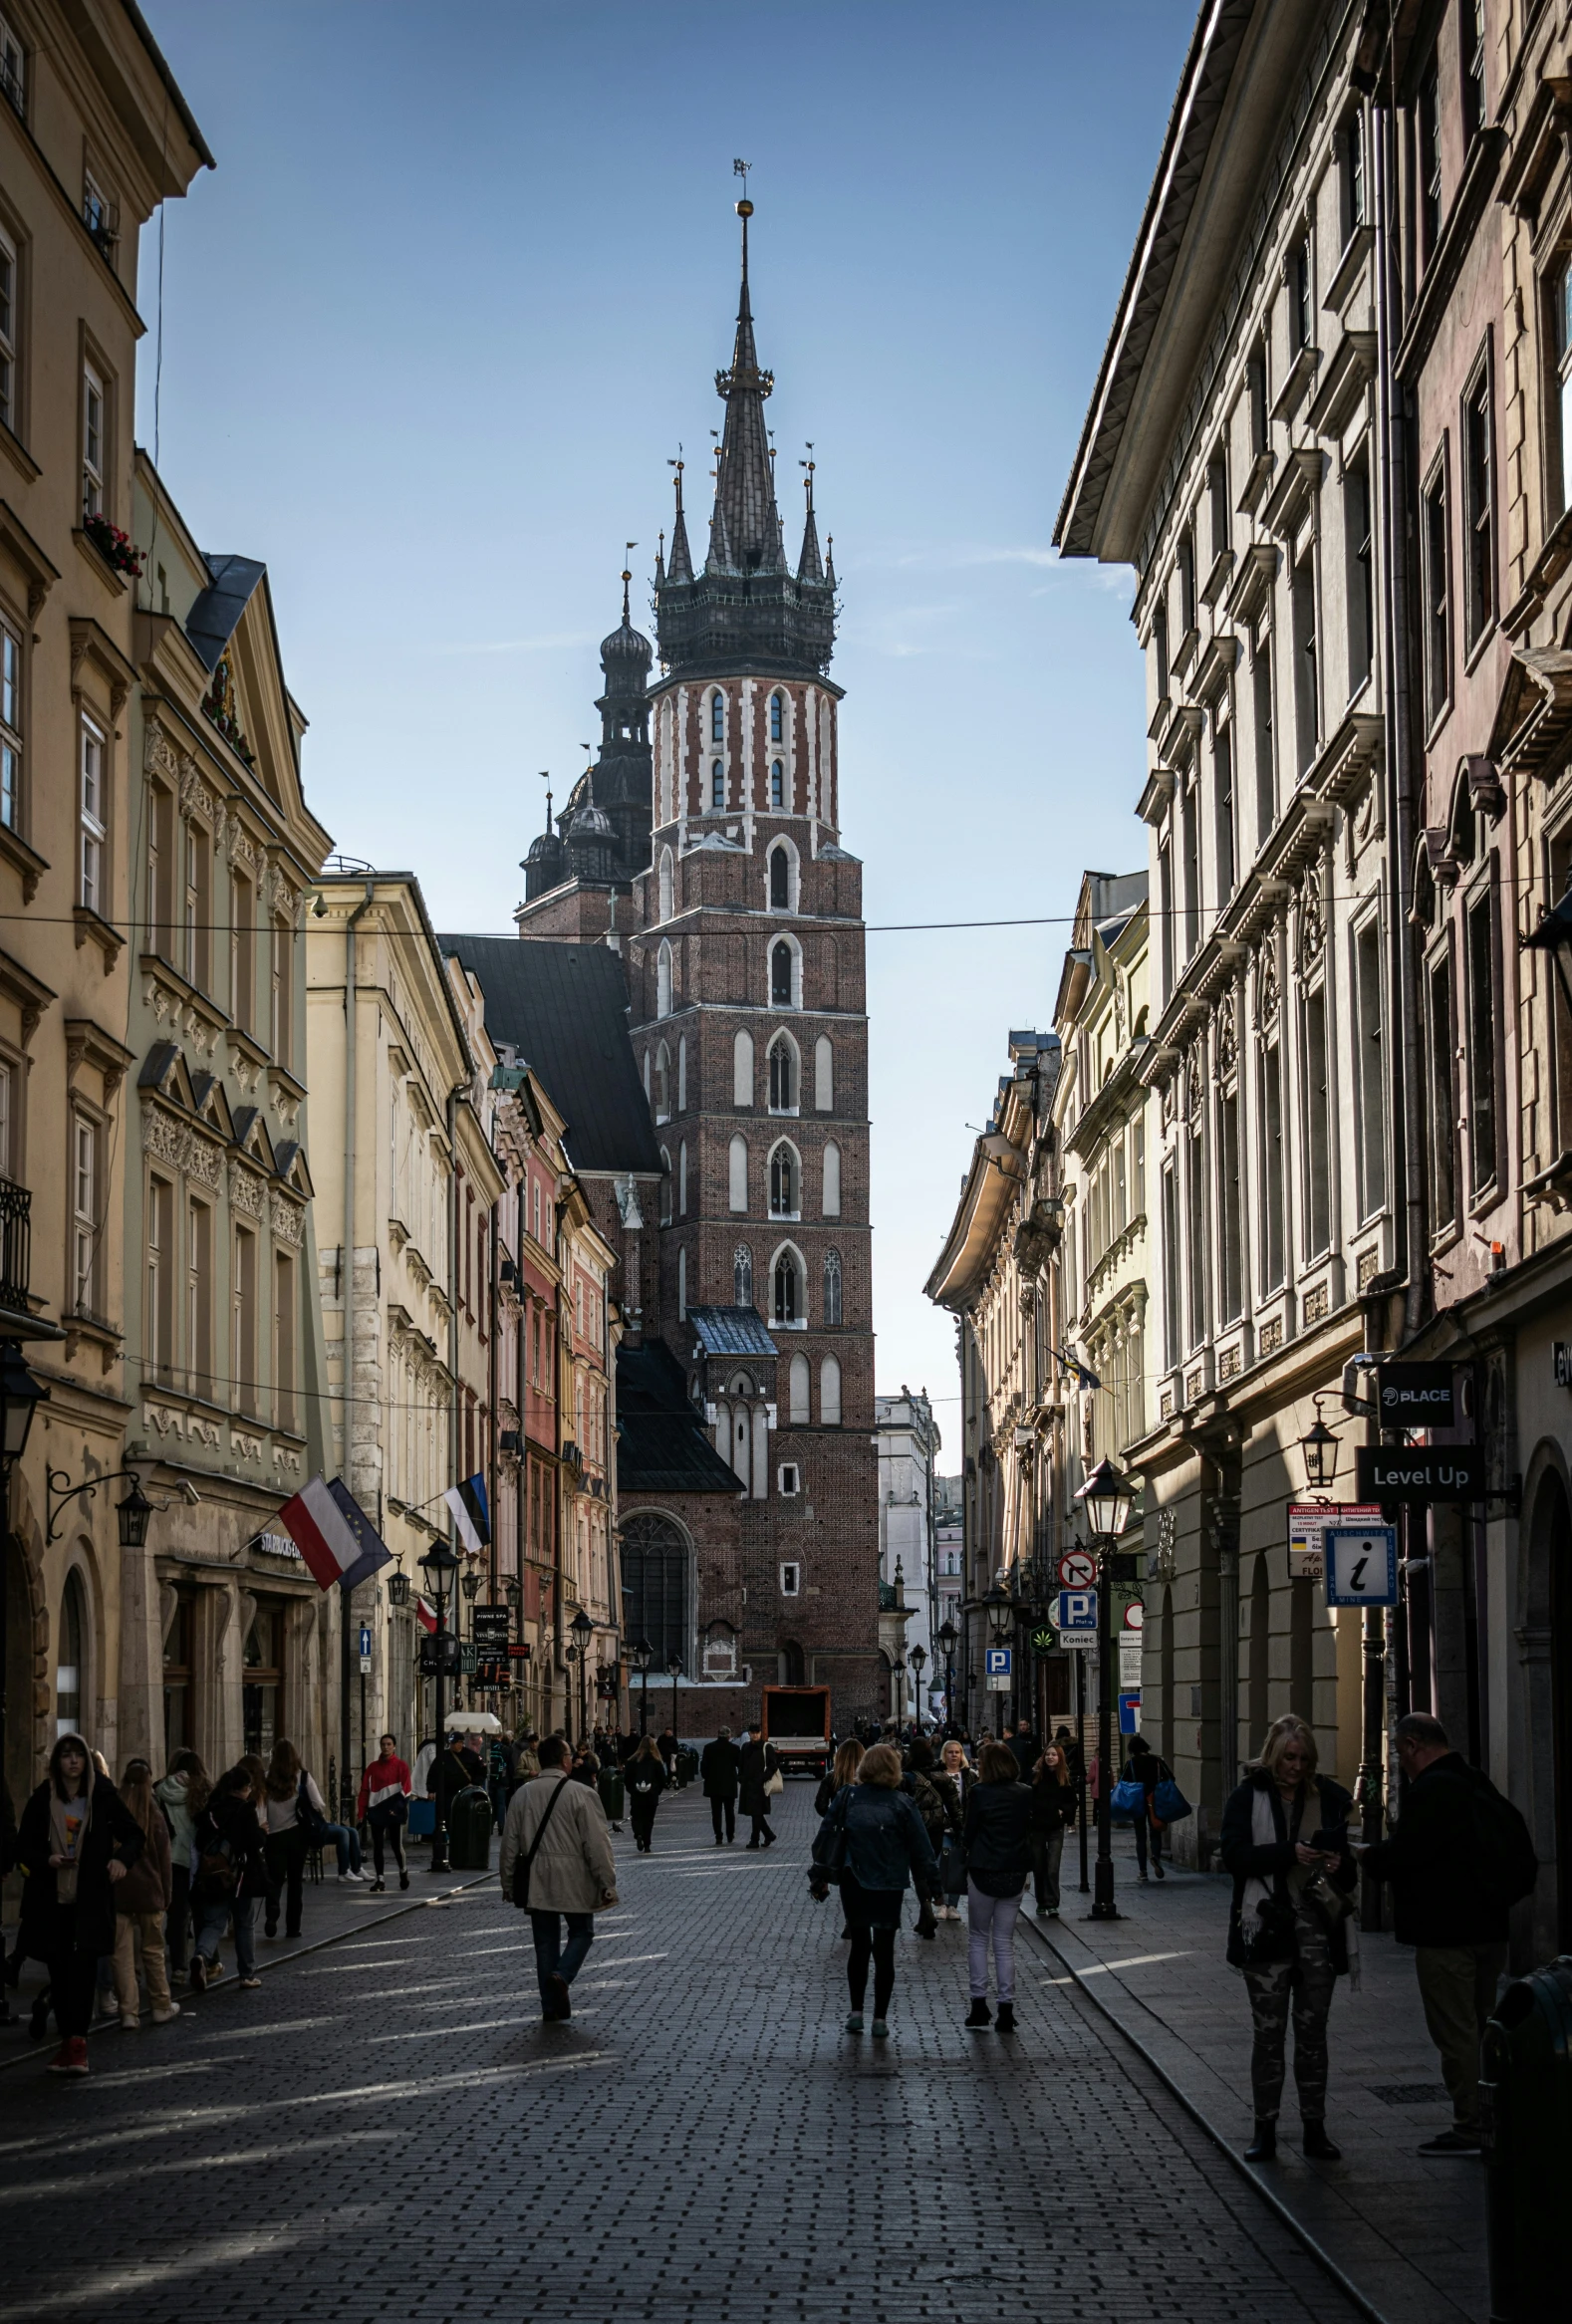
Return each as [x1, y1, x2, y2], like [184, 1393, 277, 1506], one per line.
[1355, 1444, 1484, 1503]
[1374, 1363, 1455, 1427]
[1288, 1501, 1384, 1581]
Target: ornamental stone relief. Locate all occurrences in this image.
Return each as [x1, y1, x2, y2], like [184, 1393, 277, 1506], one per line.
[1161, 1072, 1178, 1130]
[270, 1191, 304, 1247]
[1215, 989, 1238, 1078]
[227, 815, 261, 877]
[143, 972, 221, 1060]
[178, 761, 222, 838]
[1298, 864, 1326, 977]
[1254, 942, 1280, 1032]
[1183, 1039, 1204, 1124]
[229, 1161, 265, 1217]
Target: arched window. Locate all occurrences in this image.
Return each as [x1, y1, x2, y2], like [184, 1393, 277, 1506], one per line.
[732, 1028, 754, 1107]
[822, 1142, 841, 1218]
[56, 1570, 86, 1737]
[771, 939, 795, 1007]
[771, 760, 784, 809]
[733, 1243, 753, 1306]
[773, 1248, 803, 1327]
[770, 691, 784, 744]
[814, 1035, 833, 1113]
[656, 940, 672, 1019]
[620, 1510, 688, 1669]
[657, 847, 673, 922]
[788, 1351, 810, 1422]
[728, 1134, 748, 1213]
[823, 1246, 843, 1325]
[642, 1048, 651, 1099]
[676, 1035, 687, 1113]
[769, 844, 790, 910]
[768, 1034, 797, 1112]
[659, 1147, 672, 1224]
[711, 762, 724, 810]
[711, 690, 725, 744]
[677, 1245, 687, 1320]
[820, 1353, 842, 1425]
[769, 1143, 799, 1217]
[654, 1041, 669, 1121]
[678, 1140, 687, 1215]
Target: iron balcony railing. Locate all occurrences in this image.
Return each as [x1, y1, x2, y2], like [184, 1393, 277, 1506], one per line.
[0, 1174, 30, 1313]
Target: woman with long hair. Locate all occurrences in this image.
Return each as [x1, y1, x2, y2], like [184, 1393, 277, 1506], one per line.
[260, 1740, 327, 1941]
[626, 1736, 667, 1853]
[1221, 1714, 1356, 2163]
[190, 1763, 270, 1993]
[1029, 1742, 1077, 1919]
[810, 1742, 936, 2040]
[815, 1736, 864, 1817]
[962, 1739, 1033, 2032]
[931, 1737, 974, 1920]
[357, 1733, 412, 1893]
[14, 1734, 143, 2074]
[154, 1747, 209, 1983]
[110, 1758, 177, 2027]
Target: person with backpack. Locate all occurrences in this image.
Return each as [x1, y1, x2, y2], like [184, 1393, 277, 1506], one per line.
[1357, 1710, 1535, 2157]
[154, 1748, 208, 1983]
[189, 1765, 269, 1992]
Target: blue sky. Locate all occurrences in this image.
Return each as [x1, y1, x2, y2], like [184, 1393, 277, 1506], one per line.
[137, 0, 1191, 1446]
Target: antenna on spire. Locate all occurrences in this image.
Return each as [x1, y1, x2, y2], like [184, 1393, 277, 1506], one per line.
[732, 157, 753, 282]
[800, 440, 816, 509]
[539, 771, 552, 833]
[622, 542, 637, 622]
[666, 444, 684, 515]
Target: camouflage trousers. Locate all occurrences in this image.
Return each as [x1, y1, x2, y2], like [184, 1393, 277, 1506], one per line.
[1240, 1906, 1336, 2123]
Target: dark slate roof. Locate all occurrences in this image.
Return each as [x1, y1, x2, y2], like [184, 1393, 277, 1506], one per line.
[616, 1341, 741, 1495]
[185, 555, 267, 673]
[437, 936, 660, 1176]
[687, 1306, 777, 1359]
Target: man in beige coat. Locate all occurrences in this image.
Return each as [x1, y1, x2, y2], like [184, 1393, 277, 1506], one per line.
[499, 1734, 618, 2020]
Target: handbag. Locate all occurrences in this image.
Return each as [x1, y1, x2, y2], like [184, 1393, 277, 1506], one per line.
[1110, 1777, 1146, 1823]
[810, 1792, 849, 1878]
[764, 1764, 785, 1798]
[510, 1777, 570, 1911]
[1240, 1889, 1299, 1966]
[1152, 1776, 1192, 1826]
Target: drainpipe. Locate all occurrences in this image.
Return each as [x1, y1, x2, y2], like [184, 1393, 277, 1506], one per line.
[339, 879, 375, 1822]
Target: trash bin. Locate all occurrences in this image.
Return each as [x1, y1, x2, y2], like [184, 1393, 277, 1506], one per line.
[598, 1765, 626, 1828]
[1480, 1954, 1572, 2321]
[446, 1784, 494, 1872]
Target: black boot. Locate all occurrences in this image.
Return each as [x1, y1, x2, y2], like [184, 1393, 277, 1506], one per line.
[965, 1998, 992, 2029]
[994, 2002, 1016, 2033]
[1244, 2119, 1276, 2163]
[1301, 2120, 1341, 2161]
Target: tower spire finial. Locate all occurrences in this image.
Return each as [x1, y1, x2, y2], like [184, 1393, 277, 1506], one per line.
[665, 446, 692, 583]
[622, 542, 637, 624]
[733, 157, 752, 295]
[540, 770, 552, 835]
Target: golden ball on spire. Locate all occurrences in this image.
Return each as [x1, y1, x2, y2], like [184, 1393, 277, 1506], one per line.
[735, 198, 753, 218]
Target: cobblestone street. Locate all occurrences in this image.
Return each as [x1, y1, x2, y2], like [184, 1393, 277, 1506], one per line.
[1, 1783, 1372, 2324]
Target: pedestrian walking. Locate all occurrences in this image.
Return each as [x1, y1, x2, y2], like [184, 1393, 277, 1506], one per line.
[499, 1734, 618, 2021]
[903, 1737, 951, 1937]
[627, 1736, 667, 1852]
[514, 1732, 542, 1780]
[810, 1742, 937, 2039]
[1122, 1733, 1172, 1882]
[260, 1741, 325, 1940]
[737, 1726, 781, 1848]
[154, 1747, 208, 1983]
[1028, 1743, 1077, 1918]
[932, 1737, 975, 1920]
[357, 1734, 412, 1893]
[1221, 1713, 1356, 2164]
[1357, 1710, 1536, 2156]
[700, 1727, 742, 1845]
[189, 1764, 269, 1993]
[109, 1758, 178, 2029]
[1007, 1718, 1037, 1780]
[815, 1737, 863, 1817]
[656, 1725, 677, 1777]
[15, 1734, 144, 2075]
[961, 1739, 1033, 2031]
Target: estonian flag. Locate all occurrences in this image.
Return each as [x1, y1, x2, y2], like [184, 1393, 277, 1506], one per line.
[279, 1476, 393, 1594]
[443, 1473, 491, 1554]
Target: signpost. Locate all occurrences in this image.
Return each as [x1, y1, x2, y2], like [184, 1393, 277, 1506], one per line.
[1058, 1549, 1097, 1590]
[1054, 1589, 1098, 1647]
[1288, 1501, 1384, 1580]
[1355, 1443, 1484, 1503]
[1324, 1523, 1399, 1608]
[985, 1646, 1012, 1692]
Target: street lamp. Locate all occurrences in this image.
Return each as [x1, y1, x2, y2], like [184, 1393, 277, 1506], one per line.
[571, 1607, 595, 1743]
[460, 1565, 481, 1604]
[1298, 1398, 1341, 1495]
[116, 1476, 153, 1550]
[388, 1567, 411, 1609]
[909, 1643, 926, 1731]
[419, 1537, 460, 1872]
[633, 1637, 654, 1734]
[983, 1585, 1012, 1738]
[666, 1649, 682, 1748]
[936, 1619, 957, 1732]
[1074, 1456, 1137, 1923]
[0, 1341, 46, 1465]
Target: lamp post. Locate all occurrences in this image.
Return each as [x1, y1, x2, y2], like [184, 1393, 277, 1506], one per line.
[633, 1637, 654, 1735]
[908, 1643, 926, 1732]
[936, 1619, 957, 1732]
[419, 1537, 459, 1873]
[984, 1583, 1012, 1739]
[571, 1607, 594, 1742]
[1075, 1455, 1137, 1922]
[666, 1649, 682, 1749]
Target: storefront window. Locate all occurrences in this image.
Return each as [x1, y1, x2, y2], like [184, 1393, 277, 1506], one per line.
[243, 1604, 284, 1757]
[162, 1594, 192, 1757]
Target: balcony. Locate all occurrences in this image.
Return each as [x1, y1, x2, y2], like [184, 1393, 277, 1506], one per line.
[0, 1174, 27, 1312]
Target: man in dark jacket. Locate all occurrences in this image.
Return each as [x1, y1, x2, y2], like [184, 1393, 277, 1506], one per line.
[1007, 1719, 1037, 1780]
[737, 1728, 780, 1848]
[699, 1729, 742, 1844]
[1360, 1711, 1527, 2155]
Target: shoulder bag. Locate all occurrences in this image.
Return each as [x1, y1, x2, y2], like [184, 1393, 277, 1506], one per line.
[810, 1788, 850, 1878]
[764, 1748, 784, 1799]
[510, 1778, 570, 1911]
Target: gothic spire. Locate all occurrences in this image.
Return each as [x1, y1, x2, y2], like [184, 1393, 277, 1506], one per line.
[665, 455, 692, 584]
[797, 445, 824, 583]
[711, 197, 781, 572]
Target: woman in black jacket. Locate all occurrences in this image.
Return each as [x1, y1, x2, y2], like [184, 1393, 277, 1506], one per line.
[626, 1737, 667, 1853]
[961, 1740, 1033, 2032]
[1028, 1744, 1077, 1919]
[1121, 1733, 1172, 1883]
[15, 1733, 143, 2075]
[189, 1765, 271, 1993]
[811, 1744, 936, 2037]
[1219, 1713, 1356, 2164]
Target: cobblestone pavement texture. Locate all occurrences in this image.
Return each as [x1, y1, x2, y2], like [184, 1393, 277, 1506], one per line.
[0, 1784, 1380, 2324]
[1037, 1846, 1487, 2324]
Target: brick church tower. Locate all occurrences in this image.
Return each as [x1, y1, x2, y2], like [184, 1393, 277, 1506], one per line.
[622, 198, 880, 1714]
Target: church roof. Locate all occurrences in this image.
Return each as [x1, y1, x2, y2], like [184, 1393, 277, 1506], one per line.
[436, 935, 659, 1176]
[686, 1306, 777, 1359]
[616, 1341, 743, 1494]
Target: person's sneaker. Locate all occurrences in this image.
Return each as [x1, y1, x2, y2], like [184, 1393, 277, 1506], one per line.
[236, 1977, 262, 1991]
[207, 1956, 225, 1981]
[994, 2003, 1017, 2034]
[118, 2010, 140, 2029]
[870, 2019, 890, 2039]
[1035, 1905, 1052, 1919]
[1153, 1863, 1166, 1880]
[844, 2012, 864, 2035]
[546, 1973, 571, 2021]
[965, 1999, 992, 2029]
[48, 2037, 89, 2076]
[150, 2003, 180, 2024]
[187, 1954, 207, 1993]
[1419, 2126, 1483, 2156]
[338, 1871, 366, 1884]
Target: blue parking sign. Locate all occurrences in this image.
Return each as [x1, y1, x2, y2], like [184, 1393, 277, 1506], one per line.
[984, 1647, 1012, 1677]
[1055, 1589, 1098, 1637]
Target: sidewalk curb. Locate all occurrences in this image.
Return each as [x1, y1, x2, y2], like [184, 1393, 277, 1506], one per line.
[1021, 1916, 1397, 2324]
[0, 1870, 494, 2073]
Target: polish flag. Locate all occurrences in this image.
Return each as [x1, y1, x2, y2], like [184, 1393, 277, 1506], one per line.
[277, 1476, 373, 1593]
[414, 1596, 438, 1635]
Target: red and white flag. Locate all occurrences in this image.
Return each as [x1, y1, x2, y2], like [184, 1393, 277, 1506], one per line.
[277, 1476, 371, 1593]
[414, 1595, 437, 1635]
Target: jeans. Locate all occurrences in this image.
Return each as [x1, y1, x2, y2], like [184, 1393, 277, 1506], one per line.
[1241, 1903, 1336, 2122]
[1416, 1942, 1507, 2130]
[112, 1911, 173, 2017]
[529, 1910, 594, 2006]
[320, 1823, 363, 1876]
[370, 1821, 406, 1878]
[194, 1893, 259, 1979]
[848, 1926, 896, 2018]
[264, 1827, 309, 1936]
[967, 1881, 1022, 2003]
[1032, 1826, 1066, 1912]
[709, 1797, 735, 1842]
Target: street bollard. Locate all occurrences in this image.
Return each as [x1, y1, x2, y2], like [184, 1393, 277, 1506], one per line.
[446, 1784, 495, 1872]
[1480, 1953, 1572, 2322]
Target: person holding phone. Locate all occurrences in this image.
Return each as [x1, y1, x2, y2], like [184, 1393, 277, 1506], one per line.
[1220, 1714, 1357, 2164]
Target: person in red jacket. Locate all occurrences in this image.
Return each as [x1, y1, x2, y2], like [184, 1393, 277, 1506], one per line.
[357, 1735, 412, 1893]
